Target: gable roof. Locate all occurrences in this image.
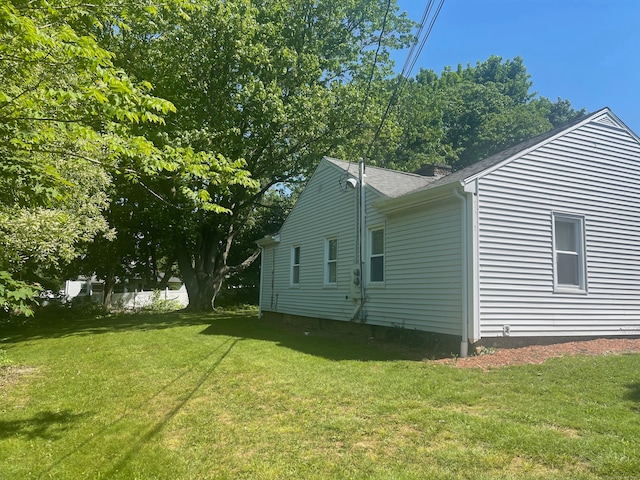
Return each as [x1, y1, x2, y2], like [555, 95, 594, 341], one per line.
[412, 107, 633, 192]
[325, 108, 633, 201]
[323, 157, 438, 198]
[323, 108, 640, 215]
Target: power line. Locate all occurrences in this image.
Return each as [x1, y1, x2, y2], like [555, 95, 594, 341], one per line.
[399, 0, 435, 78]
[405, 0, 446, 78]
[365, 0, 446, 161]
[360, 0, 393, 121]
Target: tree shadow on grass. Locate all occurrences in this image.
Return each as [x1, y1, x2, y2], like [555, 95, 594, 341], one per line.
[625, 383, 640, 412]
[39, 337, 239, 478]
[0, 410, 90, 440]
[200, 316, 432, 362]
[0, 310, 251, 344]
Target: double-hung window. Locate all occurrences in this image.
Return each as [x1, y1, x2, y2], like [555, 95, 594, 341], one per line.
[553, 213, 586, 292]
[369, 227, 384, 283]
[325, 237, 337, 285]
[291, 245, 301, 286]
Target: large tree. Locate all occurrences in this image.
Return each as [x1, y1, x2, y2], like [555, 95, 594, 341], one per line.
[98, 0, 414, 310]
[0, 0, 251, 315]
[385, 56, 586, 172]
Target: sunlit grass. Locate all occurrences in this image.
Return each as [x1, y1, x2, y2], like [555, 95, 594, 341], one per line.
[1, 309, 639, 479]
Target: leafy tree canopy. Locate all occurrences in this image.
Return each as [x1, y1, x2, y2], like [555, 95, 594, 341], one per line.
[92, 0, 414, 311]
[0, 0, 254, 315]
[382, 55, 586, 171]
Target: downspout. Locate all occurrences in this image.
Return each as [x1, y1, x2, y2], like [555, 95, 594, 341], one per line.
[453, 186, 469, 358]
[351, 157, 367, 322]
[270, 250, 275, 311]
[359, 158, 366, 322]
[258, 246, 264, 319]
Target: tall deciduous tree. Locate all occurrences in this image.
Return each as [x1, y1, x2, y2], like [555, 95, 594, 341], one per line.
[0, 0, 252, 315]
[388, 56, 586, 172]
[100, 0, 413, 310]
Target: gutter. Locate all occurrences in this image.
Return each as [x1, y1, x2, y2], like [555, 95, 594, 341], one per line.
[374, 182, 458, 216]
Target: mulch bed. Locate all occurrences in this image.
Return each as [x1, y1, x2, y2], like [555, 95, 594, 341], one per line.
[434, 338, 640, 370]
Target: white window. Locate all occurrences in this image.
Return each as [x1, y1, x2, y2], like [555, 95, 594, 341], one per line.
[369, 227, 384, 283]
[325, 237, 337, 285]
[291, 245, 300, 285]
[553, 214, 586, 292]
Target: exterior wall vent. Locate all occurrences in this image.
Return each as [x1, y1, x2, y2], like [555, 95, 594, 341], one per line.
[593, 114, 618, 128]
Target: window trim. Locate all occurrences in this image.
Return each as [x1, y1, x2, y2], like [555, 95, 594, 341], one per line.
[552, 213, 587, 293]
[290, 245, 301, 287]
[368, 226, 385, 284]
[324, 236, 338, 286]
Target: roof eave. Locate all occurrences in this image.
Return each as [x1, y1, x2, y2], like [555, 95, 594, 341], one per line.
[256, 234, 281, 247]
[374, 181, 463, 215]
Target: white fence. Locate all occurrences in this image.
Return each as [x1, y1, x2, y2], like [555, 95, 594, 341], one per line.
[106, 289, 189, 310]
[63, 280, 189, 310]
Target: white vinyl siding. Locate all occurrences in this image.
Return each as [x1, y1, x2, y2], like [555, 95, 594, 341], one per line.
[364, 199, 464, 336]
[261, 160, 359, 321]
[261, 158, 464, 336]
[475, 117, 640, 338]
[259, 246, 276, 311]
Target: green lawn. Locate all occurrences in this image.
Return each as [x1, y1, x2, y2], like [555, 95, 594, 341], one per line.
[1, 310, 639, 479]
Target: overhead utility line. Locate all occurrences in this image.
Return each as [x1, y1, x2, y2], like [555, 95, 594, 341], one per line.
[365, 0, 445, 161]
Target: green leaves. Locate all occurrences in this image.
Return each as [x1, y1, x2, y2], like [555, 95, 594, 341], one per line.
[85, 0, 413, 309]
[0, 271, 41, 317]
[0, 0, 204, 313]
[388, 56, 585, 171]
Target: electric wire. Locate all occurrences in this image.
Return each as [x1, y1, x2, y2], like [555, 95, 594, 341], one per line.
[399, 0, 435, 78]
[364, 0, 445, 161]
[360, 0, 393, 121]
[343, 0, 393, 183]
[405, 0, 446, 77]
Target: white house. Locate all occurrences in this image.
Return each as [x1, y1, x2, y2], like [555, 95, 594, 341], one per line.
[257, 108, 640, 356]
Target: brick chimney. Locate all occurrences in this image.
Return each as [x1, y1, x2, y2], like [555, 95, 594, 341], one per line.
[414, 163, 452, 178]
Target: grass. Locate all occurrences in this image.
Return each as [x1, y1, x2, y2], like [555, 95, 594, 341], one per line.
[1, 309, 639, 479]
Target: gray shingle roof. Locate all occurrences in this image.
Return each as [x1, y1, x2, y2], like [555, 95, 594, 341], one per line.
[325, 108, 617, 200]
[324, 157, 438, 198]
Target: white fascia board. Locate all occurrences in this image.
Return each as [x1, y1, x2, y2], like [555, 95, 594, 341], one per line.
[374, 182, 462, 215]
[463, 180, 477, 194]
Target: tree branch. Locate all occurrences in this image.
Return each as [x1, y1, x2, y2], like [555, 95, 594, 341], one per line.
[225, 248, 261, 276]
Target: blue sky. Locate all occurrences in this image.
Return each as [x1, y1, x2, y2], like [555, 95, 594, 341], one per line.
[394, 0, 640, 133]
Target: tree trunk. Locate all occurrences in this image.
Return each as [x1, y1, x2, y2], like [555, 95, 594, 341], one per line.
[103, 269, 115, 308]
[176, 222, 260, 312]
[157, 256, 176, 290]
[176, 229, 222, 312]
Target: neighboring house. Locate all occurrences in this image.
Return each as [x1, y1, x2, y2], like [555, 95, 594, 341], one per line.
[257, 108, 640, 356]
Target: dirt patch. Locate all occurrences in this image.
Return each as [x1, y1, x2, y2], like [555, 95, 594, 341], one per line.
[0, 365, 38, 390]
[433, 338, 640, 370]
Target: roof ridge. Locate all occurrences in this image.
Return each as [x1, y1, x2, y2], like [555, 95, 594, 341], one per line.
[323, 156, 427, 178]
